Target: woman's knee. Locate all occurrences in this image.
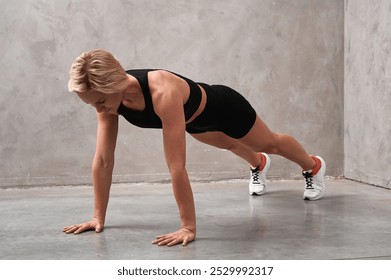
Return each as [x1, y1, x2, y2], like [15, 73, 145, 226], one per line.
[262, 133, 281, 154]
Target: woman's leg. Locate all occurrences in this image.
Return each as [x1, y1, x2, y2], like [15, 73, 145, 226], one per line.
[239, 115, 316, 171]
[240, 115, 326, 200]
[190, 131, 262, 168]
[190, 116, 324, 200]
[189, 116, 316, 171]
[190, 131, 270, 195]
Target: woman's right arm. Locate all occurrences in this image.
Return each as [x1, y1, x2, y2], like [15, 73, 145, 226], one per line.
[63, 112, 118, 234]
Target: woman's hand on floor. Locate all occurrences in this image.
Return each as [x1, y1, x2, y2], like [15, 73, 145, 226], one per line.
[152, 228, 196, 246]
[63, 217, 104, 234]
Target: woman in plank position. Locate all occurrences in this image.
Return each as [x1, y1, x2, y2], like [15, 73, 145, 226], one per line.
[63, 49, 326, 246]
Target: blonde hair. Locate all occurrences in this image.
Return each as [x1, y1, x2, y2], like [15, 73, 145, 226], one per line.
[68, 49, 128, 94]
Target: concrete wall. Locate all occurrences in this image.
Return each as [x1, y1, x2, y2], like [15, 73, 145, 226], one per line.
[0, 0, 344, 187]
[344, 0, 391, 188]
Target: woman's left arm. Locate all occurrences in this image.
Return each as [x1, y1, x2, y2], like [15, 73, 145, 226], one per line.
[150, 71, 196, 246]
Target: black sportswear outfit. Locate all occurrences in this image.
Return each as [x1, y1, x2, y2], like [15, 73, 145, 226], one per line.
[117, 69, 257, 139]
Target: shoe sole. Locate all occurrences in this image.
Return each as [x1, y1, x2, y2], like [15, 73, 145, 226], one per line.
[303, 193, 324, 201]
[251, 191, 266, 196]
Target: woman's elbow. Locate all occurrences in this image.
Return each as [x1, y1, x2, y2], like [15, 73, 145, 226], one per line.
[93, 156, 115, 169]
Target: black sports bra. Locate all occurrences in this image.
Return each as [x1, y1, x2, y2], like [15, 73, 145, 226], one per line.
[117, 69, 202, 129]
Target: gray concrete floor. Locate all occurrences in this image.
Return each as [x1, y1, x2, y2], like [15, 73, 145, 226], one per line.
[1, 179, 391, 260]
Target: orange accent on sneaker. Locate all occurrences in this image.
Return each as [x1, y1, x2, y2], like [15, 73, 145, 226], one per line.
[259, 153, 267, 171]
[310, 156, 321, 175]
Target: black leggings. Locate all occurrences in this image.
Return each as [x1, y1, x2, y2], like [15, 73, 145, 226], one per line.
[185, 83, 257, 139]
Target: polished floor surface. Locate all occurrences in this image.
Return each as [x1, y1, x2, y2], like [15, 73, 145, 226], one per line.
[1, 179, 391, 260]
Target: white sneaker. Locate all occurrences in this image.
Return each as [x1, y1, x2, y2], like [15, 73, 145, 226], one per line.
[249, 153, 270, 196]
[303, 156, 326, 201]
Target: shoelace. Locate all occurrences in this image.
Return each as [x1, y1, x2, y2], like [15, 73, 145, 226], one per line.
[251, 167, 260, 184]
[303, 171, 314, 189]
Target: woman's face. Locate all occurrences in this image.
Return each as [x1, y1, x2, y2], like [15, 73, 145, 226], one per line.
[77, 90, 122, 115]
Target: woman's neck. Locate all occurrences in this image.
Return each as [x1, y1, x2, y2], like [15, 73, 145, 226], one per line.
[121, 75, 145, 111]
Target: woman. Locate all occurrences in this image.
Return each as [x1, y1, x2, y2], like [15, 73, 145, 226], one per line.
[63, 49, 326, 247]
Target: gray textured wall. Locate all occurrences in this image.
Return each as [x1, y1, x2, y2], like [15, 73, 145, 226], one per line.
[0, 0, 344, 187]
[344, 0, 391, 188]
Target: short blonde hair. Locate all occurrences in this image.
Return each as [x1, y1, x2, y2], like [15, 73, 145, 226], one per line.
[68, 49, 128, 94]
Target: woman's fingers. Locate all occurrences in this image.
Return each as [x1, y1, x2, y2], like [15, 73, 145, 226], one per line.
[152, 228, 195, 247]
[63, 220, 103, 234]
